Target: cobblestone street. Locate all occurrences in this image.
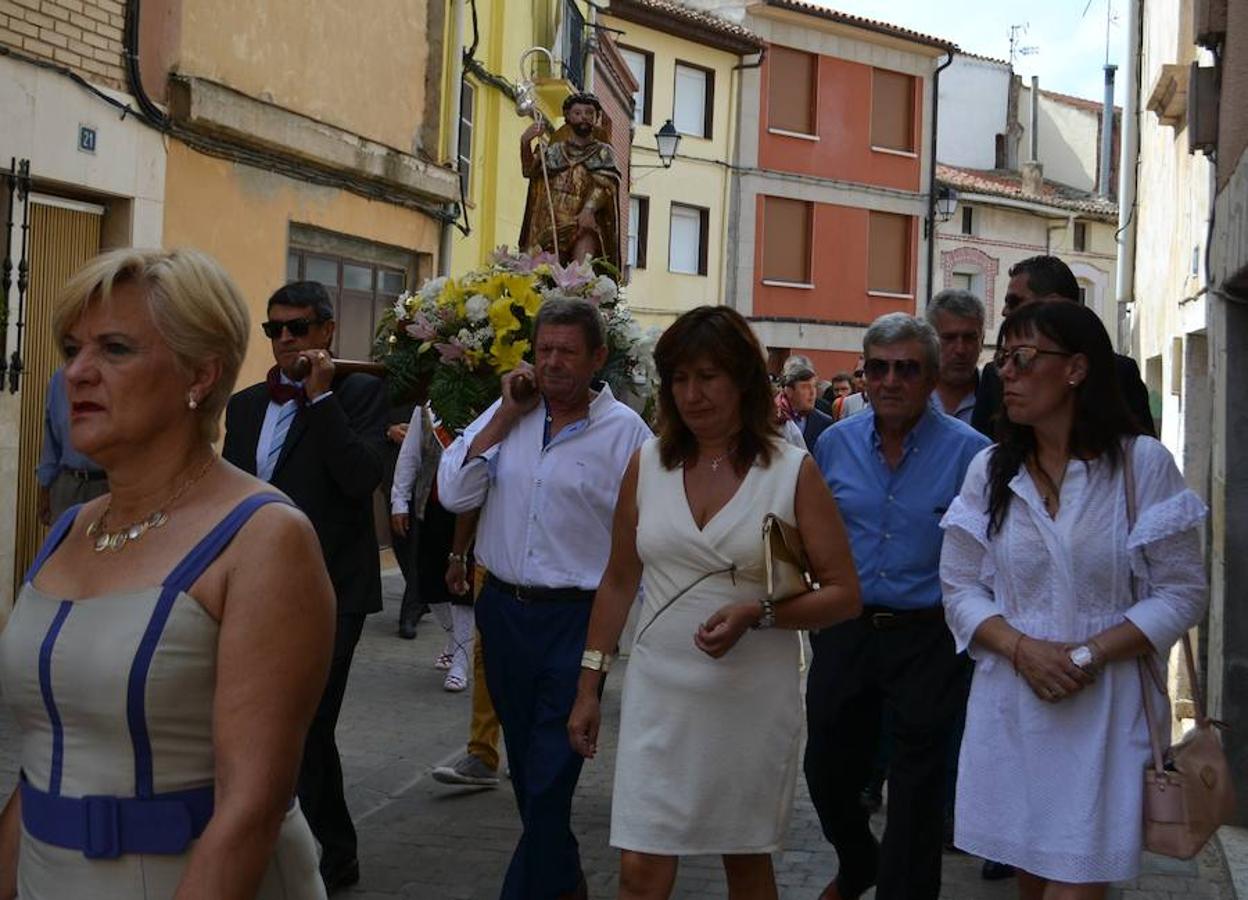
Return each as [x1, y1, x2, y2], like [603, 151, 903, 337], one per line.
[0, 573, 1235, 899]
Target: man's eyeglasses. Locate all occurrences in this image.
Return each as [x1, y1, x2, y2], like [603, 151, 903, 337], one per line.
[262, 317, 318, 339]
[863, 358, 924, 382]
[853, 368, 865, 379]
[993, 346, 1073, 373]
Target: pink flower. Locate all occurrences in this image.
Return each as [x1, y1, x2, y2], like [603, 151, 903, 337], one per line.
[434, 342, 466, 362]
[551, 259, 595, 291]
[405, 314, 437, 340]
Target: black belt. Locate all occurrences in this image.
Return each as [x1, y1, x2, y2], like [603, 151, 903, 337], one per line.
[62, 468, 106, 482]
[862, 605, 945, 630]
[485, 574, 595, 604]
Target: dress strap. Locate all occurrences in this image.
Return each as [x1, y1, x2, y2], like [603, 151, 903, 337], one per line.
[23, 505, 81, 585]
[126, 493, 289, 798]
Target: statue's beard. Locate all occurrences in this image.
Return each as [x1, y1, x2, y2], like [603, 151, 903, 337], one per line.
[572, 122, 593, 137]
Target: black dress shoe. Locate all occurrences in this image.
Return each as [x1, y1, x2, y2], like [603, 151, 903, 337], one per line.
[322, 858, 360, 894]
[981, 860, 1016, 880]
[398, 621, 418, 640]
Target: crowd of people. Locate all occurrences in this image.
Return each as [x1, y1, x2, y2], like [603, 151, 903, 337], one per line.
[0, 249, 1210, 900]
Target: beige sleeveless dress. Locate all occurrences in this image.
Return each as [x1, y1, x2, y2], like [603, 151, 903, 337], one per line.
[0, 495, 325, 899]
[610, 438, 807, 855]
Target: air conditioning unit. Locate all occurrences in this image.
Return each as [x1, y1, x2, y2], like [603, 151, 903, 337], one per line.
[1188, 63, 1219, 156]
[1193, 0, 1228, 49]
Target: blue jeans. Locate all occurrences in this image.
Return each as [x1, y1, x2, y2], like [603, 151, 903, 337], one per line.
[476, 581, 591, 899]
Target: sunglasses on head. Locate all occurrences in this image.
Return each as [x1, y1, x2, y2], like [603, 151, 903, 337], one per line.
[993, 346, 1073, 373]
[262, 317, 318, 339]
[863, 358, 924, 382]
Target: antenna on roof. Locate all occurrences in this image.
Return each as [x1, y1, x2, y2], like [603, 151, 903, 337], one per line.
[1008, 23, 1039, 66]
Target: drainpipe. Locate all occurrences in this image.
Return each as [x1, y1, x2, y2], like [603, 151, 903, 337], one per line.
[924, 51, 955, 307]
[1098, 64, 1117, 197]
[725, 49, 764, 311]
[438, 0, 467, 277]
[1029, 75, 1039, 161]
[1114, 0, 1142, 349]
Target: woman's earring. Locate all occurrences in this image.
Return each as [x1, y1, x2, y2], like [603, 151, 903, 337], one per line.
[188, 393, 198, 410]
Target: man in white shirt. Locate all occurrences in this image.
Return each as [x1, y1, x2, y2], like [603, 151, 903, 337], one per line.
[438, 297, 651, 900]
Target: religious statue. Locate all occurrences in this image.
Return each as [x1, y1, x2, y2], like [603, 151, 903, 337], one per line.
[518, 92, 623, 272]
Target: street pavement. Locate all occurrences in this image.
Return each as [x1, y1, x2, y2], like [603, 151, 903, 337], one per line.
[0, 571, 1236, 899]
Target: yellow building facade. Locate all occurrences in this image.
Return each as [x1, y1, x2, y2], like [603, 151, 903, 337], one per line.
[601, 0, 763, 326]
[440, 0, 610, 276]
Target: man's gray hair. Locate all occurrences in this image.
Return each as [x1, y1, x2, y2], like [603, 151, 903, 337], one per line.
[863, 312, 940, 374]
[926, 289, 986, 330]
[782, 363, 817, 386]
[534, 296, 605, 350]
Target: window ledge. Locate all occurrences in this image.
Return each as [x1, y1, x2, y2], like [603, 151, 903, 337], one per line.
[870, 146, 918, 159]
[668, 269, 708, 277]
[867, 290, 915, 300]
[768, 128, 819, 142]
[761, 279, 815, 289]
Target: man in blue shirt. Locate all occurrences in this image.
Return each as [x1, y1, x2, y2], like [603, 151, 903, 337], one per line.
[37, 366, 108, 525]
[807, 313, 990, 900]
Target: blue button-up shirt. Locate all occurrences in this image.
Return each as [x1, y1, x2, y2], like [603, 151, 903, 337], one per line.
[814, 407, 990, 610]
[37, 368, 104, 487]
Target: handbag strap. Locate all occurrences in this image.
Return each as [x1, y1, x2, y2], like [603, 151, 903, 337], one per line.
[1125, 441, 1208, 778]
[633, 564, 737, 645]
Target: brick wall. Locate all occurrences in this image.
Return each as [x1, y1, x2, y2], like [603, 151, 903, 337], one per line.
[0, 0, 128, 89]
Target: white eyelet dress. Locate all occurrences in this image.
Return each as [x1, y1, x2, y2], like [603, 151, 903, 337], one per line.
[0, 494, 326, 899]
[939, 437, 1208, 883]
[610, 438, 807, 855]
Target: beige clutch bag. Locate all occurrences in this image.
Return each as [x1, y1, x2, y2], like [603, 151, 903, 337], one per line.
[762, 513, 814, 602]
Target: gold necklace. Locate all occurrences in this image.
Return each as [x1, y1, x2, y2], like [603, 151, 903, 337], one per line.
[86, 455, 217, 553]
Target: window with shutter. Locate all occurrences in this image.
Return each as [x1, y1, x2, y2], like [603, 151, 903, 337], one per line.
[867, 212, 911, 295]
[669, 203, 708, 276]
[628, 196, 649, 270]
[619, 46, 652, 126]
[768, 48, 816, 135]
[870, 69, 915, 153]
[674, 63, 713, 138]
[761, 197, 812, 284]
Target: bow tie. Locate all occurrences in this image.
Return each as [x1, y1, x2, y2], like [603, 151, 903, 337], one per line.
[266, 366, 306, 406]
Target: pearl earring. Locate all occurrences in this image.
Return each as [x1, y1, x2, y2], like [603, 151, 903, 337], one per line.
[188, 393, 198, 410]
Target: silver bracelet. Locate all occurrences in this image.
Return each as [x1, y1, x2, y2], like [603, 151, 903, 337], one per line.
[752, 597, 777, 630]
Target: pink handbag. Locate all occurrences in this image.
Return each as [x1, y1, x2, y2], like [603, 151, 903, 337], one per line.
[1124, 445, 1235, 859]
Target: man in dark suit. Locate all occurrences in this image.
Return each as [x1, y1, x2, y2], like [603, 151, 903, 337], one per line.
[971, 255, 1155, 439]
[781, 360, 835, 451]
[222, 281, 387, 894]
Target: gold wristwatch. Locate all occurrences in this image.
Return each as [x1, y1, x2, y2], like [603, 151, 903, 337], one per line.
[581, 650, 612, 673]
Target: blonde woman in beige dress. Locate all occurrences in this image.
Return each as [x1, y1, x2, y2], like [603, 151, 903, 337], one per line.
[0, 249, 333, 899]
[568, 306, 862, 900]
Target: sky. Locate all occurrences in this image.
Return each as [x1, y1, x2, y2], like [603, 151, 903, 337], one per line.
[808, 0, 1129, 104]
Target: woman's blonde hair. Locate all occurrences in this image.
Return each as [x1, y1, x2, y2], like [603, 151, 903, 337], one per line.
[53, 248, 250, 443]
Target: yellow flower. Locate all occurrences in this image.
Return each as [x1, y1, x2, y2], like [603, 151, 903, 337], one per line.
[489, 338, 530, 373]
[464, 348, 484, 368]
[502, 274, 541, 316]
[489, 297, 521, 338]
[439, 278, 468, 316]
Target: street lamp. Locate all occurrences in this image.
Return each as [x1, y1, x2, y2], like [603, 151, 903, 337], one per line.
[934, 184, 959, 222]
[654, 120, 681, 168]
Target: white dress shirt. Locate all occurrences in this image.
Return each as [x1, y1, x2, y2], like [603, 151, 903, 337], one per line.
[437, 385, 652, 590]
[255, 373, 332, 481]
[780, 419, 805, 450]
[390, 406, 425, 514]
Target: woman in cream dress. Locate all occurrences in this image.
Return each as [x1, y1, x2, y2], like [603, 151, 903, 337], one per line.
[0, 249, 332, 899]
[568, 306, 861, 900]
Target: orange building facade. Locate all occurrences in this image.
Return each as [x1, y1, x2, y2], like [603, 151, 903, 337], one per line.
[696, 0, 953, 376]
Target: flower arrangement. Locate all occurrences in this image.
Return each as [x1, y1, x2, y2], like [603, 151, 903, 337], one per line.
[373, 247, 658, 431]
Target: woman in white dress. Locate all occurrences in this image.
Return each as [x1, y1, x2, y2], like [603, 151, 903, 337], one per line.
[940, 301, 1207, 899]
[567, 306, 862, 900]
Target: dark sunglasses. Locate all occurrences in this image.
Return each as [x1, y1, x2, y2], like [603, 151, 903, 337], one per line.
[993, 346, 1073, 373]
[863, 358, 924, 382]
[853, 368, 865, 378]
[262, 317, 318, 339]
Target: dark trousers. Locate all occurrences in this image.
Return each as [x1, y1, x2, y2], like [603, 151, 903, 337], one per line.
[476, 581, 591, 900]
[390, 521, 424, 626]
[804, 612, 964, 900]
[298, 611, 365, 875]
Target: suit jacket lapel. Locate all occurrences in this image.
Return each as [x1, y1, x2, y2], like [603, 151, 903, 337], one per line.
[272, 406, 310, 479]
[234, 389, 268, 476]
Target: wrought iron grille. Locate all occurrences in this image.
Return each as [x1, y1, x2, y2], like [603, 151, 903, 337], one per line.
[560, 0, 586, 89]
[1, 158, 32, 394]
